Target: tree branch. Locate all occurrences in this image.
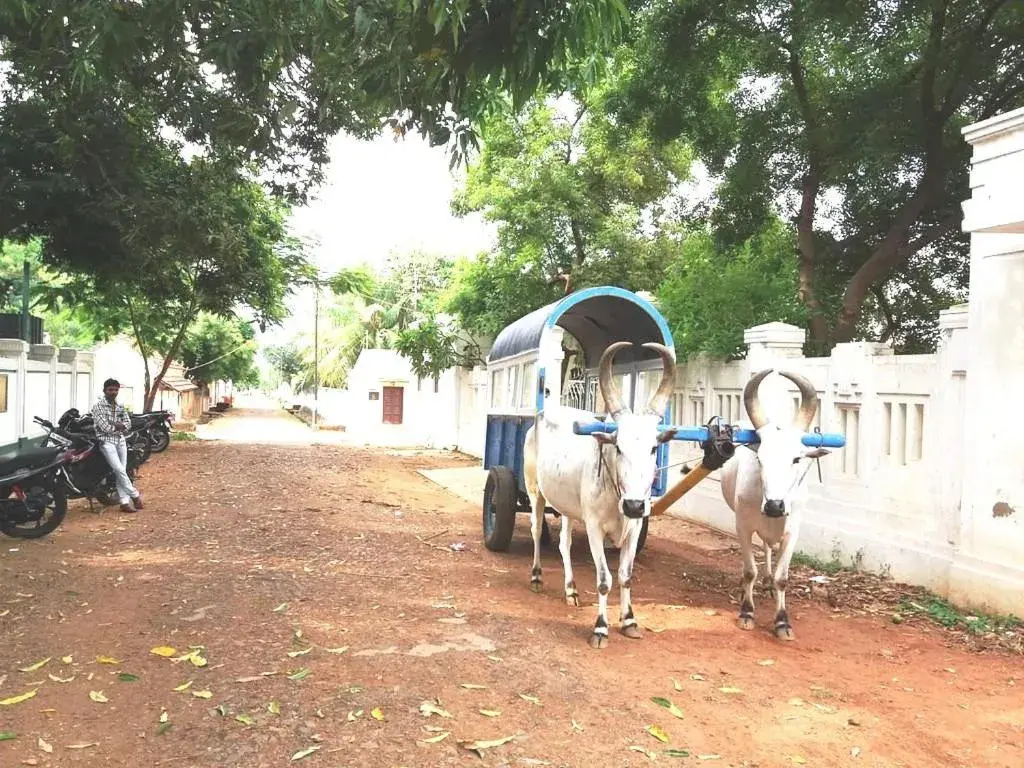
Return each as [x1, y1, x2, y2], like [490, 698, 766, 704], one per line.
[940, 0, 1012, 117]
[871, 284, 896, 343]
[920, 0, 949, 119]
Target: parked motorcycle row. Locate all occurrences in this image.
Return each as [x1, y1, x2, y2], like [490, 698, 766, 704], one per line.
[0, 408, 174, 539]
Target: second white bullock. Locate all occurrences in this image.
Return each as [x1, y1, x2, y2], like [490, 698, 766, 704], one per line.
[719, 369, 830, 640]
[523, 341, 677, 649]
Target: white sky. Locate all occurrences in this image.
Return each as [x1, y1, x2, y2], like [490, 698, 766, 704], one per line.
[265, 130, 498, 344]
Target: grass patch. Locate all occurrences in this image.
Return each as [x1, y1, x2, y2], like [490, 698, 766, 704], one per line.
[897, 593, 1022, 636]
[791, 551, 847, 575]
[172, 431, 198, 442]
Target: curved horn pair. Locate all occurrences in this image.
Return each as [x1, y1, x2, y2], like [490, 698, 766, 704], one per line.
[597, 342, 677, 418]
[743, 369, 818, 431]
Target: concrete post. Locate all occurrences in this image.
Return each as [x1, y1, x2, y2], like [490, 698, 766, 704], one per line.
[951, 106, 1024, 612]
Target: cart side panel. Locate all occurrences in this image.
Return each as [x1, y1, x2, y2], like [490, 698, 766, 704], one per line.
[484, 414, 536, 496]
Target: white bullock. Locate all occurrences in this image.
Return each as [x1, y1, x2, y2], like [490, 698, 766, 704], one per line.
[523, 341, 677, 649]
[719, 369, 829, 640]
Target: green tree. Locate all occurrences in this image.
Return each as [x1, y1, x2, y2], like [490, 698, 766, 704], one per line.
[446, 76, 691, 335]
[264, 343, 305, 391]
[616, 0, 1024, 351]
[0, 1, 628, 204]
[657, 220, 806, 360]
[41, 161, 305, 410]
[180, 314, 259, 389]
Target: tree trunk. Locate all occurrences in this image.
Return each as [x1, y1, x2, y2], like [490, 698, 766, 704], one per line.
[144, 320, 192, 411]
[794, 169, 830, 352]
[832, 175, 949, 343]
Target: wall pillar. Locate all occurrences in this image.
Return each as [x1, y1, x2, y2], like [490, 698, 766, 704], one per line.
[951, 106, 1024, 613]
[741, 321, 807, 425]
[28, 343, 58, 431]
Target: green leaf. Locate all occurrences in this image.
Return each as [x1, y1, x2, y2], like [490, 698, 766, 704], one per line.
[287, 667, 310, 681]
[651, 697, 685, 719]
[0, 731, 16, 741]
[118, 673, 140, 682]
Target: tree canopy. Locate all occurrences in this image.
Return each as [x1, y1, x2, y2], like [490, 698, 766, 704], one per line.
[614, 0, 1023, 350]
[447, 78, 691, 336]
[180, 314, 260, 389]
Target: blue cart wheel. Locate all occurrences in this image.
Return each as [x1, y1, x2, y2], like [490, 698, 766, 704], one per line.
[483, 466, 517, 552]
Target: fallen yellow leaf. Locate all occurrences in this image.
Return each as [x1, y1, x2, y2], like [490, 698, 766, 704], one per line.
[789, 758, 807, 765]
[518, 693, 541, 705]
[18, 658, 51, 673]
[419, 700, 453, 718]
[159, 710, 168, 723]
[347, 709, 363, 722]
[191, 690, 213, 699]
[697, 755, 722, 761]
[96, 656, 120, 665]
[479, 708, 502, 717]
[38, 737, 53, 753]
[461, 683, 487, 689]
[461, 735, 517, 754]
[651, 697, 685, 719]
[235, 714, 255, 726]
[61, 656, 73, 664]
[150, 646, 177, 658]
[67, 742, 99, 749]
[718, 687, 744, 694]
[188, 653, 208, 668]
[47, 674, 75, 684]
[323, 646, 349, 654]
[421, 731, 450, 744]
[646, 724, 670, 743]
[672, 677, 683, 691]
[287, 647, 313, 658]
[291, 745, 320, 761]
[88, 691, 108, 703]
[629, 745, 658, 760]
[268, 701, 281, 714]
[173, 680, 193, 692]
[370, 707, 384, 721]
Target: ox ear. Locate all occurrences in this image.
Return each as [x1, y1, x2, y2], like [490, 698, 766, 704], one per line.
[657, 428, 677, 444]
[593, 431, 617, 446]
[803, 447, 830, 459]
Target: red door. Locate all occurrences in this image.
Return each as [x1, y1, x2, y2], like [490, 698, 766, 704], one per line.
[382, 386, 404, 425]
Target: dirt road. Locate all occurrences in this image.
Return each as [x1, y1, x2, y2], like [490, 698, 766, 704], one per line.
[0, 407, 1021, 767]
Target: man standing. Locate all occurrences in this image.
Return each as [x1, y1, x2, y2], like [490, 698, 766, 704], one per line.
[92, 378, 144, 513]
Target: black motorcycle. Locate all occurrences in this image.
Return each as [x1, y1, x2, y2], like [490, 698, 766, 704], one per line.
[0, 436, 70, 538]
[60, 407, 169, 455]
[35, 416, 147, 507]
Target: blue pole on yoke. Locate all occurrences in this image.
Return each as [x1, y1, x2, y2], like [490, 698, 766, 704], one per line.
[572, 420, 847, 449]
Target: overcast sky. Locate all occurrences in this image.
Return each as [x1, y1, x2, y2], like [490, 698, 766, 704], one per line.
[265, 130, 497, 343]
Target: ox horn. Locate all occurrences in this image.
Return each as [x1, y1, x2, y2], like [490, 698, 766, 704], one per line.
[779, 370, 818, 431]
[642, 342, 677, 417]
[743, 369, 773, 430]
[598, 341, 632, 418]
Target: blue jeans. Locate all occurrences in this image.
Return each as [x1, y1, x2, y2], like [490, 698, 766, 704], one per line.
[98, 439, 139, 505]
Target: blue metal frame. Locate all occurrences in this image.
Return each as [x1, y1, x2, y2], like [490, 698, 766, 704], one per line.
[484, 286, 677, 500]
[572, 420, 847, 449]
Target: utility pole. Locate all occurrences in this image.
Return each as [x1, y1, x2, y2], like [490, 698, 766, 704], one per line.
[312, 276, 319, 430]
[20, 260, 30, 342]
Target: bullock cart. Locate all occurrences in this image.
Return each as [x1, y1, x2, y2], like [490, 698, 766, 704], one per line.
[480, 285, 846, 554]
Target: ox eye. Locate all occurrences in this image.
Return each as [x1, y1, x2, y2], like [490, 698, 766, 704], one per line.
[792, 457, 801, 465]
[650, 446, 657, 455]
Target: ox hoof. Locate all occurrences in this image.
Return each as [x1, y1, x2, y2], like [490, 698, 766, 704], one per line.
[774, 625, 796, 641]
[621, 624, 643, 640]
[738, 615, 756, 631]
[530, 581, 544, 594]
[588, 633, 609, 650]
[565, 592, 580, 607]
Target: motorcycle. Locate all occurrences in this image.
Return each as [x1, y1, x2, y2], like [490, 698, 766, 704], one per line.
[0, 436, 70, 538]
[57, 409, 155, 467]
[68, 408, 172, 453]
[35, 416, 147, 507]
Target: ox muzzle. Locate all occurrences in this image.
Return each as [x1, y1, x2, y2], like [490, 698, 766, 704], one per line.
[763, 499, 786, 518]
[621, 499, 648, 519]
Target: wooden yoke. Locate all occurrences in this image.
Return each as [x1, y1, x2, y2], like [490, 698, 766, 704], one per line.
[651, 424, 736, 516]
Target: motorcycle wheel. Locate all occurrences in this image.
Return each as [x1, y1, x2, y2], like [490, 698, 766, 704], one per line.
[150, 427, 171, 453]
[1, 479, 68, 539]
